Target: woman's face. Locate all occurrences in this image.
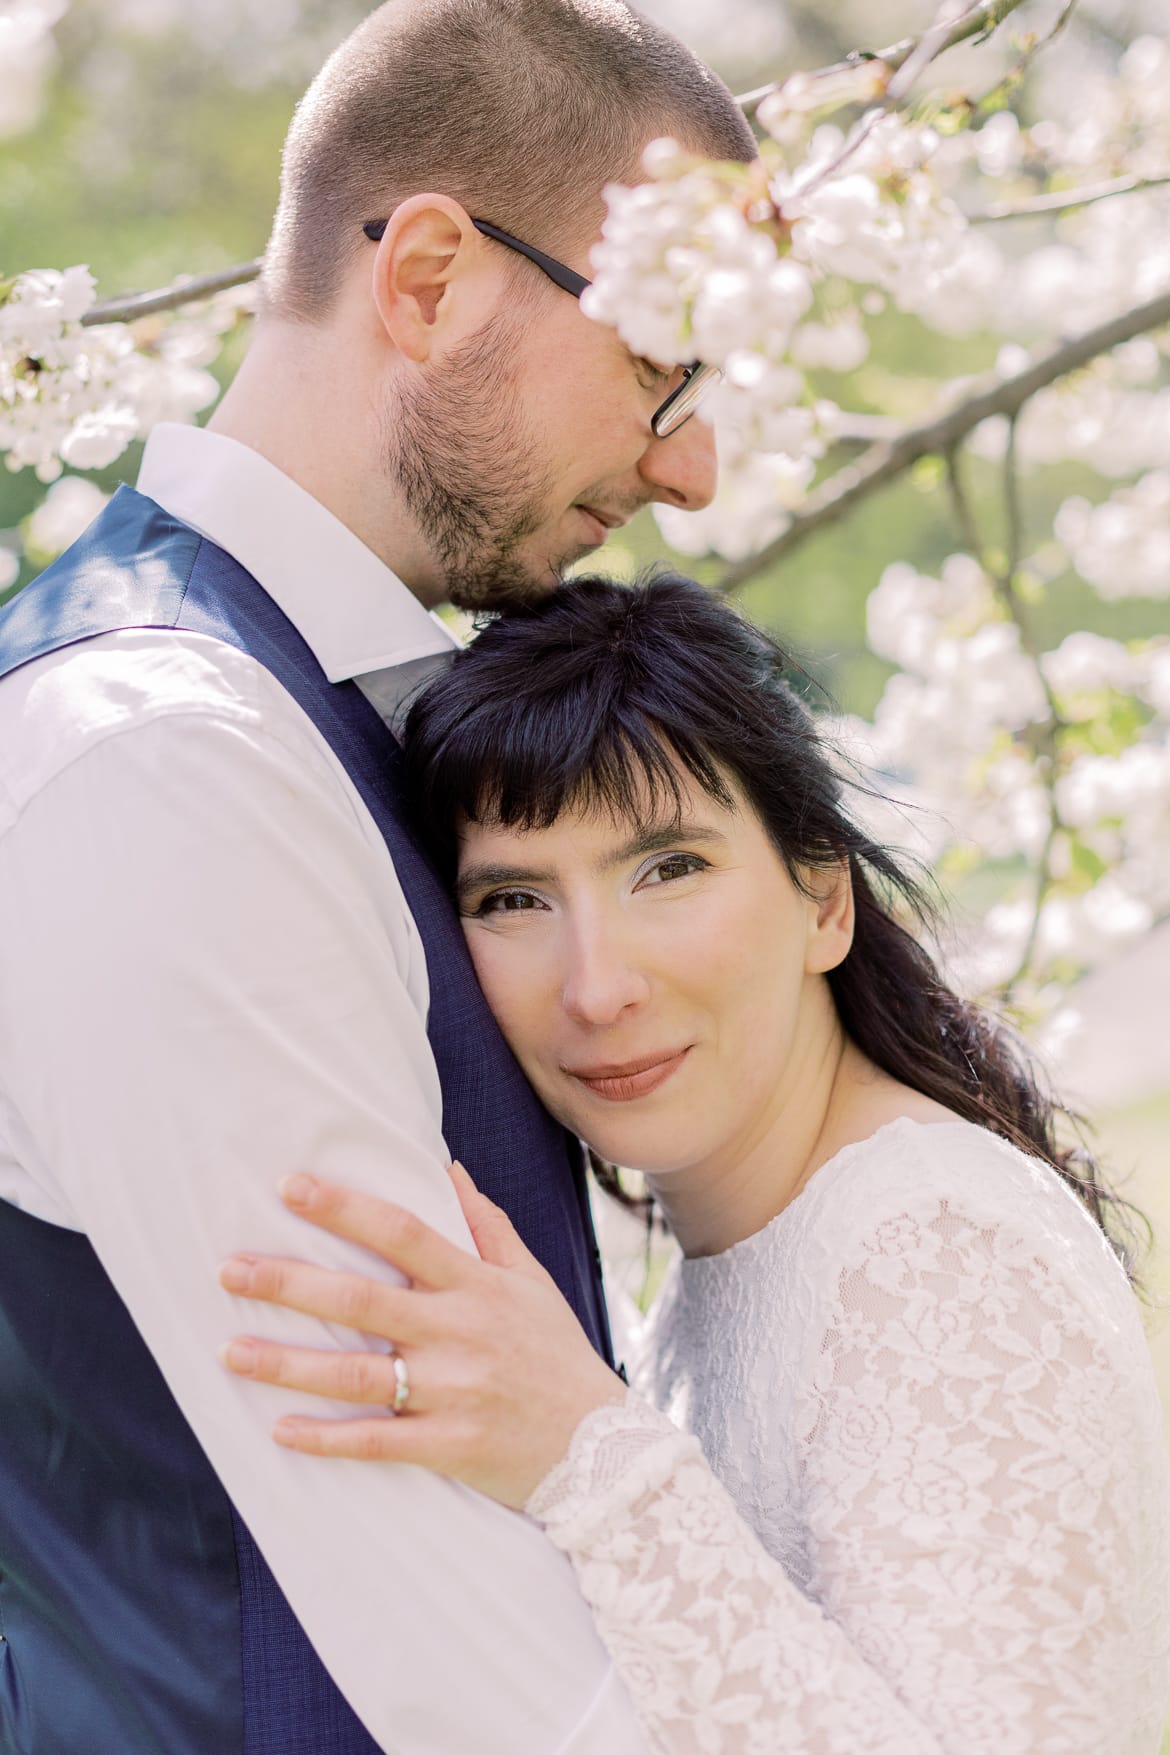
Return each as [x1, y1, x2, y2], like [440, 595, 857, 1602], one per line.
[455, 767, 852, 1181]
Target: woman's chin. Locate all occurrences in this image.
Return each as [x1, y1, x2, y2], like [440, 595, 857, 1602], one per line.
[559, 1107, 699, 1179]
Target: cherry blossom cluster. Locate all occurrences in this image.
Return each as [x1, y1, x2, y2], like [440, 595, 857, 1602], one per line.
[0, 263, 246, 482]
[584, 105, 977, 460]
[582, 21, 1170, 570]
[1055, 473, 1170, 600]
[856, 552, 1170, 1000]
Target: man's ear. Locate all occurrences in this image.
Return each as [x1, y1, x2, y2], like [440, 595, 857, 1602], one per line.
[803, 858, 855, 976]
[368, 195, 489, 362]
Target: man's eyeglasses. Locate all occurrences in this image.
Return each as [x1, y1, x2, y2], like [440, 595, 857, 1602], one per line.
[362, 216, 719, 440]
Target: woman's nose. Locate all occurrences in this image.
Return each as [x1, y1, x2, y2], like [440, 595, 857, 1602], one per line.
[559, 924, 650, 1027]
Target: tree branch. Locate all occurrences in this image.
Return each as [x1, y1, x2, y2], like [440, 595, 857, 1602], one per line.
[1000, 410, 1025, 590]
[991, 417, 1070, 996]
[944, 446, 984, 558]
[715, 285, 1170, 593]
[735, 0, 1032, 116]
[942, 436, 1062, 996]
[969, 170, 1170, 223]
[82, 261, 260, 327]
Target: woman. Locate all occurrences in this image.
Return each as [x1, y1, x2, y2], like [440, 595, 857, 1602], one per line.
[220, 575, 1170, 1753]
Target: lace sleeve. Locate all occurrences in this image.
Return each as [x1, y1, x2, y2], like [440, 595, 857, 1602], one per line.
[527, 1391, 949, 1755]
[525, 1199, 1170, 1755]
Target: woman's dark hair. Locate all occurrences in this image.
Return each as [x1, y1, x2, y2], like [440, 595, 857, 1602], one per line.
[403, 572, 1147, 1282]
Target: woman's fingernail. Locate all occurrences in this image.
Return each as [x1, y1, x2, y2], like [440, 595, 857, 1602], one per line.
[280, 1173, 318, 1209]
[273, 1419, 301, 1447]
[219, 1255, 257, 1293]
[219, 1339, 258, 1375]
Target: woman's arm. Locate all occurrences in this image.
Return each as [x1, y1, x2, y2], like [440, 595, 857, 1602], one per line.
[220, 1168, 1168, 1755]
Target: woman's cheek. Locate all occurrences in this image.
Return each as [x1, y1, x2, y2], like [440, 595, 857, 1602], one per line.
[465, 927, 555, 1070]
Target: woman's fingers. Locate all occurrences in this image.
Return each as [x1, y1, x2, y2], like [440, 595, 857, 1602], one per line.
[219, 1334, 426, 1409]
[278, 1173, 475, 1289]
[218, 1254, 426, 1343]
[272, 1413, 439, 1465]
[448, 1160, 543, 1274]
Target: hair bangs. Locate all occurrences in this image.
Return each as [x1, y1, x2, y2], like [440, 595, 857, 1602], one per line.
[407, 653, 737, 876]
[446, 695, 735, 843]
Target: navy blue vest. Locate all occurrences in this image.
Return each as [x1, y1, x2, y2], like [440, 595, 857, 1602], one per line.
[0, 485, 611, 1755]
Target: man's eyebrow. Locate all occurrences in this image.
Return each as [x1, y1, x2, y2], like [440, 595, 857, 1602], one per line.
[456, 821, 728, 903]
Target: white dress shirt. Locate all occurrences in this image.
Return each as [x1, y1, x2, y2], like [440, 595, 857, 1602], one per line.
[0, 424, 645, 1754]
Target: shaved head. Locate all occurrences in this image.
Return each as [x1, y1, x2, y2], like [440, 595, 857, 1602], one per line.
[263, 0, 755, 322]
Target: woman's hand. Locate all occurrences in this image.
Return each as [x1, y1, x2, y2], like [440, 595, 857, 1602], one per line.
[217, 1162, 626, 1509]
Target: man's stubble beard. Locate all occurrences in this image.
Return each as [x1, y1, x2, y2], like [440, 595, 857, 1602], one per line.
[383, 309, 569, 612]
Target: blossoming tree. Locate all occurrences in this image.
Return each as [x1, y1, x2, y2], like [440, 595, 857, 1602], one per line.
[4, 0, 1170, 1050]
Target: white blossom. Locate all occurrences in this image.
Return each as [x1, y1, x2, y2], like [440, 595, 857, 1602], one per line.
[866, 555, 998, 674]
[0, 266, 223, 481]
[1036, 880, 1154, 966]
[972, 112, 1024, 180]
[789, 173, 899, 286]
[869, 615, 1052, 865]
[0, 265, 97, 349]
[757, 62, 887, 131]
[1056, 742, 1170, 829]
[1134, 641, 1170, 718]
[24, 474, 108, 559]
[0, 0, 67, 140]
[584, 152, 813, 371]
[783, 117, 978, 333]
[1040, 632, 1135, 703]
[945, 898, 1033, 997]
[654, 439, 813, 562]
[790, 310, 870, 373]
[1055, 473, 1170, 599]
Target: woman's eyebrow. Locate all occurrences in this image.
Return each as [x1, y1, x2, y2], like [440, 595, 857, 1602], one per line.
[455, 823, 729, 904]
[454, 861, 553, 904]
[600, 822, 728, 871]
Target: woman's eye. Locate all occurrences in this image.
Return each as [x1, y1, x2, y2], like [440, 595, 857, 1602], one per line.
[475, 889, 545, 916]
[638, 854, 707, 888]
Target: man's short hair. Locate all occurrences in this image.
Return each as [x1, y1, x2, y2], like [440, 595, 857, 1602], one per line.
[262, 0, 756, 322]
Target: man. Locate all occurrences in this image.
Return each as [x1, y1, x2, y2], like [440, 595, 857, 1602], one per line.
[0, 3, 755, 1752]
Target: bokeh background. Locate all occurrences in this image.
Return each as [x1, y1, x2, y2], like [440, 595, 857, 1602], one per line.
[3, 6, 1168, 1704]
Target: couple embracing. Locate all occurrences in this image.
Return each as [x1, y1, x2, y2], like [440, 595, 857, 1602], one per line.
[1, 4, 1168, 1753]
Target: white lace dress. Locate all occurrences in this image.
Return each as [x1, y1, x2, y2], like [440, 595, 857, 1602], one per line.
[526, 1117, 1170, 1754]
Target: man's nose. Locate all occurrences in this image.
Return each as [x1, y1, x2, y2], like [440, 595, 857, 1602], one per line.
[637, 412, 718, 513]
[560, 921, 650, 1028]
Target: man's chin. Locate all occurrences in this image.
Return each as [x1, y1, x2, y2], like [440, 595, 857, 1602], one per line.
[444, 541, 593, 612]
[445, 564, 557, 614]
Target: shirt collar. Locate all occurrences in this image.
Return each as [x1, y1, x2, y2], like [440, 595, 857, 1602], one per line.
[137, 423, 459, 683]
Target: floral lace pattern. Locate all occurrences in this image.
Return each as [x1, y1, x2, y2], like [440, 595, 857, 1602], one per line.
[526, 1120, 1170, 1754]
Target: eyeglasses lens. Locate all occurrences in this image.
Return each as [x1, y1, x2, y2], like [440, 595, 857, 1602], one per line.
[652, 363, 723, 438]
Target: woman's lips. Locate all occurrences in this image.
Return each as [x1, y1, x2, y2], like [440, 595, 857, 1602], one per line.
[567, 1047, 691, 1103]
